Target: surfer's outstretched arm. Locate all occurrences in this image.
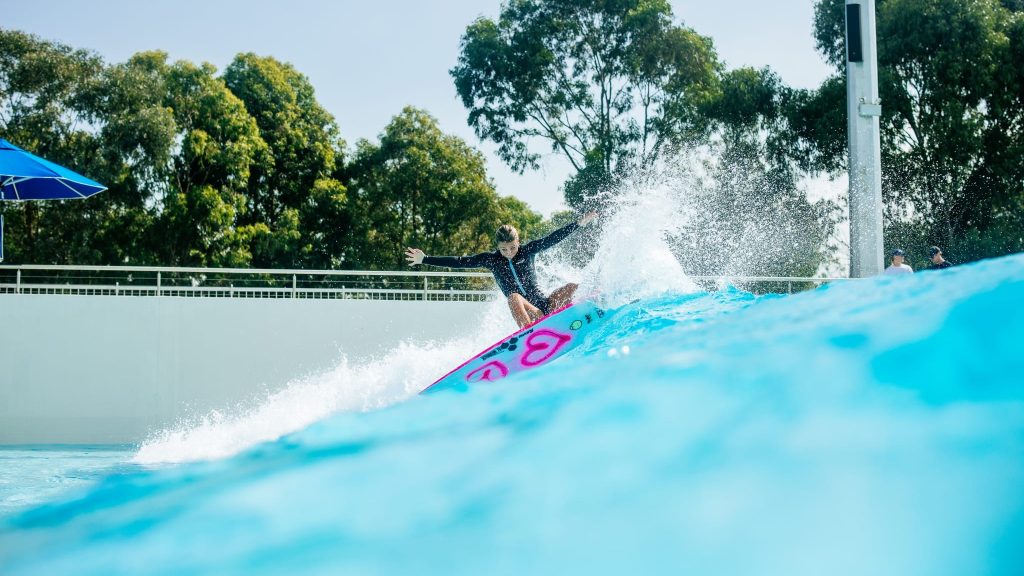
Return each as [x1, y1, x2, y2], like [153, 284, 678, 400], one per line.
[524, 211, 599, 253]
[405, 247, 491, 269]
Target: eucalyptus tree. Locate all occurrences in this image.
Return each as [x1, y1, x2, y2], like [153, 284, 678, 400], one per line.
[151, 57, 271, 267]
[811, 0, 1024, 261]
[451, 0, 720, 208]
[0, 35, 275, 267]
[223, 54, 348, 267]
[0, 28, 104, 262]
[346, 107, 541, 269]
[70, 50, 180, 264]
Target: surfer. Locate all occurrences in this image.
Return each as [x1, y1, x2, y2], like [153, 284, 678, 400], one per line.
[405, 211, 598, 328]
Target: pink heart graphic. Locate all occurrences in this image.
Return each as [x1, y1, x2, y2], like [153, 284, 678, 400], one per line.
[519, 329, 572, 367]
[465, 360, 510, 383]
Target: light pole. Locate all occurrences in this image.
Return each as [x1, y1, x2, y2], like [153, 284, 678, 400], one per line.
[846, 0, 884, 277]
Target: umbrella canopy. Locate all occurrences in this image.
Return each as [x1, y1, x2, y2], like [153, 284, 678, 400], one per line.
[0, 138, 107, 262]
[0, 138, 107, 200]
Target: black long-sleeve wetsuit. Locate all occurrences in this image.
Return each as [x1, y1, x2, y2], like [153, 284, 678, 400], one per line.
[421, 222, 580, 314]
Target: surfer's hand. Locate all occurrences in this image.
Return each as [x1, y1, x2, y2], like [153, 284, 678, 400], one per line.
[405, 247, 425, 266]
[578, 211, 598, 226]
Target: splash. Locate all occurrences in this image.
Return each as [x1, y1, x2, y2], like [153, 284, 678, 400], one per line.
[132, 153, 838, 465]
[133, 302, 517, 464]
[607, 146, 841, 282]
[579, 173, 699, 306]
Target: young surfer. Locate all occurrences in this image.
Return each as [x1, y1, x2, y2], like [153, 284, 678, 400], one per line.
[405, 211, 598, 328]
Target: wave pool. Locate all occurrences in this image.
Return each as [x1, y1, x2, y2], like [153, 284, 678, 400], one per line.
[1, 253, 1023, 575]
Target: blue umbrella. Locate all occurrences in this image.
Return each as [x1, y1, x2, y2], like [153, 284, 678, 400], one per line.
[0, 138, 107, 261]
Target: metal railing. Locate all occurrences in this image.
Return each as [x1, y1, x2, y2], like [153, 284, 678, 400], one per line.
[0, 264, 497, 301]
[0, 264, 851, 300]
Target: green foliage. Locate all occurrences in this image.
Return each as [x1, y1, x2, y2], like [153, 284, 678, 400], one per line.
[702, 67, 781, 133]
[16, 2, 1018, 278]
[453, 3, 839, 275]
[780, 75, 847, 174]
[2, 31, 528, 271]
[223, 53, 348, 267]
[809, 0, 1024, 263]
[0, 32, 335, 268]
[451, 0, 720, 208]
[153, 58, 270, 266]
[0, 28, 105, 262]
[345, 107, 541, 269]
[300, 178, 351, 269]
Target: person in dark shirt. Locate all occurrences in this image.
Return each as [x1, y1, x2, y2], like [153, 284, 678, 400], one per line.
[927, 246, 953, 270]
[405, 211, 598, 328]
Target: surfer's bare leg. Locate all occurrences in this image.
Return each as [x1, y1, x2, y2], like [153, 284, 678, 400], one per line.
[508, 293, 543, 328]
[548, 283, 578, 311]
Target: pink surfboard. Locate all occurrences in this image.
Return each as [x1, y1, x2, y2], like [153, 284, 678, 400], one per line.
[420, 299, 613, 394]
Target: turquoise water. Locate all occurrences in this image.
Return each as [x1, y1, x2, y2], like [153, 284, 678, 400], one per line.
[1, 255, 1023, 575]
[0, 446, 134, 518]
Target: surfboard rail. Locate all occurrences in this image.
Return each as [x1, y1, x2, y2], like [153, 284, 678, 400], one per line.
[420, 299, 612, 394]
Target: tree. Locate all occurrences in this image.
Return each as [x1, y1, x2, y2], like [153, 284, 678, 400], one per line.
[297, 177, 350, 269]
[451, 0, 720, 208]
[223, 54, 349, 267]
[346, 107, 541, 269]
[70, 50, 180, 264]
[0, 37, 274, 267]
[3, 30, 554, 272]
[152, 57, 271, 267]
[0, 28, 104, 262]
[810, 0, 1024, 262]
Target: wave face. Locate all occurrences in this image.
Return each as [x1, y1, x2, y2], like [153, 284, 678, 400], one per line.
[1, 252, 1023, 576]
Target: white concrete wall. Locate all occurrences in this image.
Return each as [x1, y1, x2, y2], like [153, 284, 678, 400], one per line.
[0, 295, 490, 444]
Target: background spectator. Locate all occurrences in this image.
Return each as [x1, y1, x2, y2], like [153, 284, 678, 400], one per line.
[883, 249, 914, 275]
[928, 246, 953, 270]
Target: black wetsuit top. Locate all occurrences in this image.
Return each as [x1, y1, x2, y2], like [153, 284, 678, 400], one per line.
[422, 222, 580, 314]
[929, 260, 953, 270]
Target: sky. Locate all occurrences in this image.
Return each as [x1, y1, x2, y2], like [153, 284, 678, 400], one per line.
[4, 0, 834, 218]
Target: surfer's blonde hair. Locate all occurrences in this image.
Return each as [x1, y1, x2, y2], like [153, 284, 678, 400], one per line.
[496, 224, 519, 243]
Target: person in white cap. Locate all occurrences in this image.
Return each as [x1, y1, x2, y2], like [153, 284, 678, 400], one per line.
[883, 248, 914, 275]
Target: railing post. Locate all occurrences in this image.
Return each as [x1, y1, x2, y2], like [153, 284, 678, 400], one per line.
[292, 274, 297, 298]
[157, 271, 161, 296]
[788, 281, 792, 294]
[16, 269, 21, 294]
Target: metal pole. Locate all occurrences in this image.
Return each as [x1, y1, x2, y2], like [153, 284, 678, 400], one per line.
[292, 274, 297, 298]
[846, 0, 884, 277]
[157, 271, 161, 296]
[423, 276, 428, 301]
[16, 268, 20, 294]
